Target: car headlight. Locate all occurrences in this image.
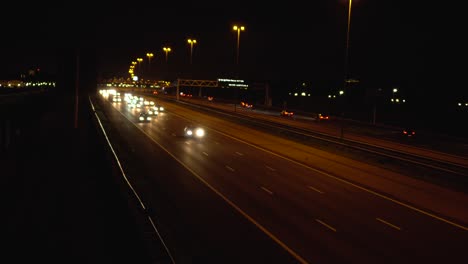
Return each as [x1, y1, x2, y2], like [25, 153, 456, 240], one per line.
[139, 116, 144, 121]
[146, 117, 151, 121]
[195, 128, 205, 137]
[186, 129, 193, 136]
[159, 106, 164, 111]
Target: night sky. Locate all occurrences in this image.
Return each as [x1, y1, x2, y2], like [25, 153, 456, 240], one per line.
[1, 1, 465, 101]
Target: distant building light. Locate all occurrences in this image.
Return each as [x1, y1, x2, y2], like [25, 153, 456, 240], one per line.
[132, 76, 138, 81]
[402, 99, 406, 103]
[294, 93, 298, 96]
[328, 94, 332, 98]
[301, 92, 306, 96]
[339, 90, 344, 95]
[308, 94, 311, 96]
[391, 98, 394, 102]
[393, 88, 398, 93]
[458, 102, 462, 106]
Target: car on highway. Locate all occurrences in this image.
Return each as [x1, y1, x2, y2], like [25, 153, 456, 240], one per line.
[147, 108, 159, 116]
[315, 113, 330, 121]
[184, 124, 205, 138]
[153, 104, 164, 112]
[137, 112, 151, 123]
[240, 101, 253, 109]
[401, 127, 416, 138]
[280, 110, 294, 117]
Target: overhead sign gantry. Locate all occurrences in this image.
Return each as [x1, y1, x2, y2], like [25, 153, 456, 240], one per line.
[175, 79, 218, 100]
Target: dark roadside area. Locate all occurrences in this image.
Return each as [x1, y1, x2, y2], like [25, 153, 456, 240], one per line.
[1, 86, 163, 263]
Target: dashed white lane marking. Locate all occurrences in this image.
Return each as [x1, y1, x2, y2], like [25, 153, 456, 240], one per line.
[376, 218, 401, 230]
[316, 219, 336, 232]
[261, 186, 274, 195]
[307, 186, 324, 194]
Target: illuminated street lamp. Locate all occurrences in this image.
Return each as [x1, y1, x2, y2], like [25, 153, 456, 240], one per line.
[187, 38, 197, 64]
[233, 25, 245, 65]
[136, 57, 143, 71]
[146, 53, 154, 73]
[163, 47, 171, 63]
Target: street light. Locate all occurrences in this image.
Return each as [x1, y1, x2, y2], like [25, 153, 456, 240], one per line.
[146, 53, 154, 73]
[136, 57, 143, 75]
[187, 39, 197, 65]
[344, 0, 353, 90]
[233, 25, 245, 65]
[163, 47, 171, 63]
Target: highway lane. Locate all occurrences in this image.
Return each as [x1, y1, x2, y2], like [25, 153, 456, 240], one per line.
[93, 96, 299, 263]
[170, 95, 468, 165]
[95, 93, 468, 263]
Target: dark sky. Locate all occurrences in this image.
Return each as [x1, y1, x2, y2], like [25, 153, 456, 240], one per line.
[1, 1, 465, 99]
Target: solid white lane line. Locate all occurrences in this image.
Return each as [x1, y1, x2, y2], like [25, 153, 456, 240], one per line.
[316, 219, 336, 232]
[235, 151, 244, 156]
[225, 165, 235, 172]
[376, 218, 401, 231]
[89, 97, 177, 263]
[265, 165, 276, 171]
[202, 151, 209, 156]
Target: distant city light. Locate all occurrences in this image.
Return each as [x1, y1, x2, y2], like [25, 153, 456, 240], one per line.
[132, 76, 138, 81]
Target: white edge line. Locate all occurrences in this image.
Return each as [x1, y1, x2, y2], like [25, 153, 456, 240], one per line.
[89, 96, 176, 264]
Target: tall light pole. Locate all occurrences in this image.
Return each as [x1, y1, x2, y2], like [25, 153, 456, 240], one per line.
[136, 57, 143, 76]
[187, 39, 197, 65]
[146, 53, 153, 75]
[163, 47, 171, 63]
[233, 25, 245, 65]
[344, 0, 353, 91]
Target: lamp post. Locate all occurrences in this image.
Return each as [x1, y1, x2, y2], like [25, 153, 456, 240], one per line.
[233, 25, 245, 65]
[344, 0, 353, 91]
[146, 53, 153, 75]
[163, 47, 171, 63]
[136, 57, 143, 75]
[187, 39, 197, 65]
